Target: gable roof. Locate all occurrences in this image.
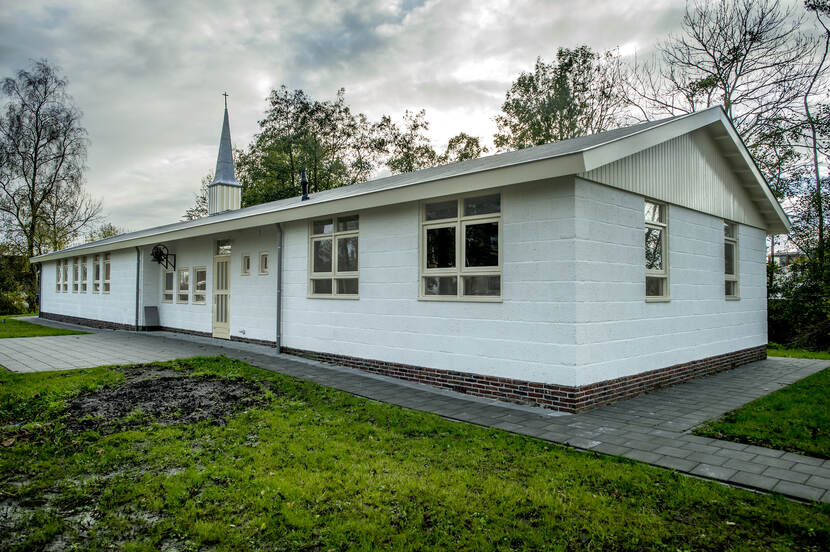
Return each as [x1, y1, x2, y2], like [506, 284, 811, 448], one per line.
[32, 106, 789, 263]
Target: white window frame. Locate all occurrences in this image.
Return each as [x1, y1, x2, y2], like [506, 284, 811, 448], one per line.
[241, 254, 251, 276]
[55, 262, 61, 293]
[72, 257, 79, 293]
[102, 253, 111, 294]
[419, 192, 502, 302]
[645, 199, 669, 302]
[61, 259, 68, 293]
[308, 214, 359, 298]
[92, 254, 101, 293]
[80, 256, 87, 293]
[177, 267, 190, 304]
[162, 270, 174, 303]
[724, 221, 739, 300]
[259, 252, 269, 275]
[193, 266, 207, 305]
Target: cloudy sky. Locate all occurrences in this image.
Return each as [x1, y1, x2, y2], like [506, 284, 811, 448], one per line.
[0, 0, 687, 230]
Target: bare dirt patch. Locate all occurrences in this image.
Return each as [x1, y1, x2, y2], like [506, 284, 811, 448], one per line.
[66, 365, 269, 432]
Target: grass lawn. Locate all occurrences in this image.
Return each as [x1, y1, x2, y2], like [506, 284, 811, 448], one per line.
[0, 316, 87, 339]
[768, 345, 830, 360]
[695, 360, 830, 460]
[1, 357, 828, 551]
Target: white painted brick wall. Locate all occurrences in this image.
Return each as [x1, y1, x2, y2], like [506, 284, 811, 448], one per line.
[282, 178, 581, 385]
[572, 177, 767, 386]
[41, 249, 137, 326]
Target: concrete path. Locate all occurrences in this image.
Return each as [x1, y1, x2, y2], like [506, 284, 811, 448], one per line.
[2, 317, 829, 503]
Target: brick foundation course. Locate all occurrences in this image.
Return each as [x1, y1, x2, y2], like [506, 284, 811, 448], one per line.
[281, 345, 767, 413]
[40, 311, 137, 332]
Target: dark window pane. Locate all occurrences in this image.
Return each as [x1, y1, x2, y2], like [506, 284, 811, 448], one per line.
[312, 279, 332, 294]
[725, 242, 736, 275]
[313, 219, 333, 235]
[644, 201, 663, 223]
[336, 278, 359, 295]
[337, 215, 359, 232]
[313, 239, 332, 273]
[464, 194, 500, 216]
[216, 239, 232, 255]
[424, 276, 457, 296]
[725, 280, 737, 297]
[724, 222, 735, 238]
[337, 236, 359, 272]
[646, 276, 665, 297]
[426, 226, 456, 269]
[425, 200, 458, 221]
[465, 222, 499, 267]
[645, 227, 663, 270]
[463, 276, 500, 296]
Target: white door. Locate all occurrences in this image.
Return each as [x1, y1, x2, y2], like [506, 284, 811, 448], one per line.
[213, 255, 230, 339]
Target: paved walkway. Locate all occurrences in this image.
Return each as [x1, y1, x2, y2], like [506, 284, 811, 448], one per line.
[2, 317, 829, 503]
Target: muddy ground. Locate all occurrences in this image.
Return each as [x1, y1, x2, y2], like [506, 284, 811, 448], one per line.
[66, 365, 270, 432]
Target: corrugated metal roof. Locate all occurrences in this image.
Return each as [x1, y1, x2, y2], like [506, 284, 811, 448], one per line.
[39, 113, 689, 258]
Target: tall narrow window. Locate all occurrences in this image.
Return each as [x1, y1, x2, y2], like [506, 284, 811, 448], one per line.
[80, 256, 87, 293]
[93, 254, 101, 293]
[56, 262, 61, 293]
[724, 222, 739, 299]
[62, 259, 68, 293]
[309, 214, 359, 296]
[421, 194, 501, 300]
[259, 252, 269, 274]
[72, 257, 79, 293]
[103, 253, 111, 293]
[645, 200, 668, 299]
[177, 268, 190, 303]
[193, 267, 207, 304]
[162, 270, 174, 302]
[241, 254, 251, 275]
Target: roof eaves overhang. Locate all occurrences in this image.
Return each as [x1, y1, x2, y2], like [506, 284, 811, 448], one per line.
[31, 151, 587, 263]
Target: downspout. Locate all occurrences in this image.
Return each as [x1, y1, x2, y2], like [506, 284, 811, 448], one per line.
[135, 247, 141, 331]
[275, 223, 283, 351]
[37, 263, 42, 317]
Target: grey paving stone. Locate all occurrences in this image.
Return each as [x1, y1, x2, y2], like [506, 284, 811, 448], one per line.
[742, 445, 784, 458]
[773, 481, 825, 502]
[762, 467, 809, 484]
[652, 456, 698, 472]
[622, 450, 663, 464]
[654, 445, 692, 459]
[591, 443, 633, 457]
[713, 448, 757, 462]
[684, 451, 728, 466]
[782, 452, 825, 466]
[729, 471, 780, 492]
[806, 474, 830, 490]
[792, 463, 830, 478]
[722, 458, 768, 475]
[716, 440, 748, 451]
[751, 455, 795, 470]
[691, 464, 737, 481]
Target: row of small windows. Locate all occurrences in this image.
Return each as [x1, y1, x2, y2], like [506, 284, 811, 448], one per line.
[56, 254, 110, 294]
[163, 267, 207, 304]
[644, 199, 739, 300]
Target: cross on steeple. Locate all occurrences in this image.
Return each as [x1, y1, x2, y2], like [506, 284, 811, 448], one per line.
[222, 91, 228, 108]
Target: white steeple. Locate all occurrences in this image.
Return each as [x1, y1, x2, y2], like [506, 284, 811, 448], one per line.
[208, 93, 241, 214]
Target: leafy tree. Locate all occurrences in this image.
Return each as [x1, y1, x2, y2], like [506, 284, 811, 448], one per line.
[494, 46, 627, 150]
[374, 110, 439, 174]
[0, 60, 100, 258]
[85, 221, 125, 242]
[183, 171, 211, 221]
[440, 132, 489, 164]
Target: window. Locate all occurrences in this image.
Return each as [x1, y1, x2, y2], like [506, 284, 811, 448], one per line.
[309, 214, 359, 297]
[645, 200, 668, 300]
[103, 253, 111, 293]
[421, 193, 501, 300]
[259, 252, 269, 274]
[193, 267, 207, 304]
[55, 262, 61, 293]
[62, 259, 68, 293]
[80, 256, 87, 293]
[72, 257, 79, 293]
[177, 268, 190, 303]
[93, 255, 101, 293]
[162, 270, 174, 302]
[216, 239, 232, 255]
[241, 254, 251, 275]
[724, 222, 739, 299]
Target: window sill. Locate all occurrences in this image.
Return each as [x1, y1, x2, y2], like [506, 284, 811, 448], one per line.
[645, 296, 671, 303]
[307, 295, 360, 300]
[418, 296, 503, 303]
[725, 296, 741, 301]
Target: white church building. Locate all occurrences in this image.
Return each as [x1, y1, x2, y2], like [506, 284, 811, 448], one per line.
[31, 105, 790, 412]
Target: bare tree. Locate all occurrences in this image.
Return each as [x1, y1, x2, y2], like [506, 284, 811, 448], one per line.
[0, 60, 99, 257]
[626, 0, 816, 151]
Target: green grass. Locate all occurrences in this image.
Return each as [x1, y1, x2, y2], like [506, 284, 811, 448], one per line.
[0, 315, 87, 338]
[1, 357, 829, 551]
[695, 364, 830, 459]
[768, 345, 830, 360]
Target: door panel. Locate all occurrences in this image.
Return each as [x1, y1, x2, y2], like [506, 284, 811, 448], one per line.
[213, 255, 230, 339]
